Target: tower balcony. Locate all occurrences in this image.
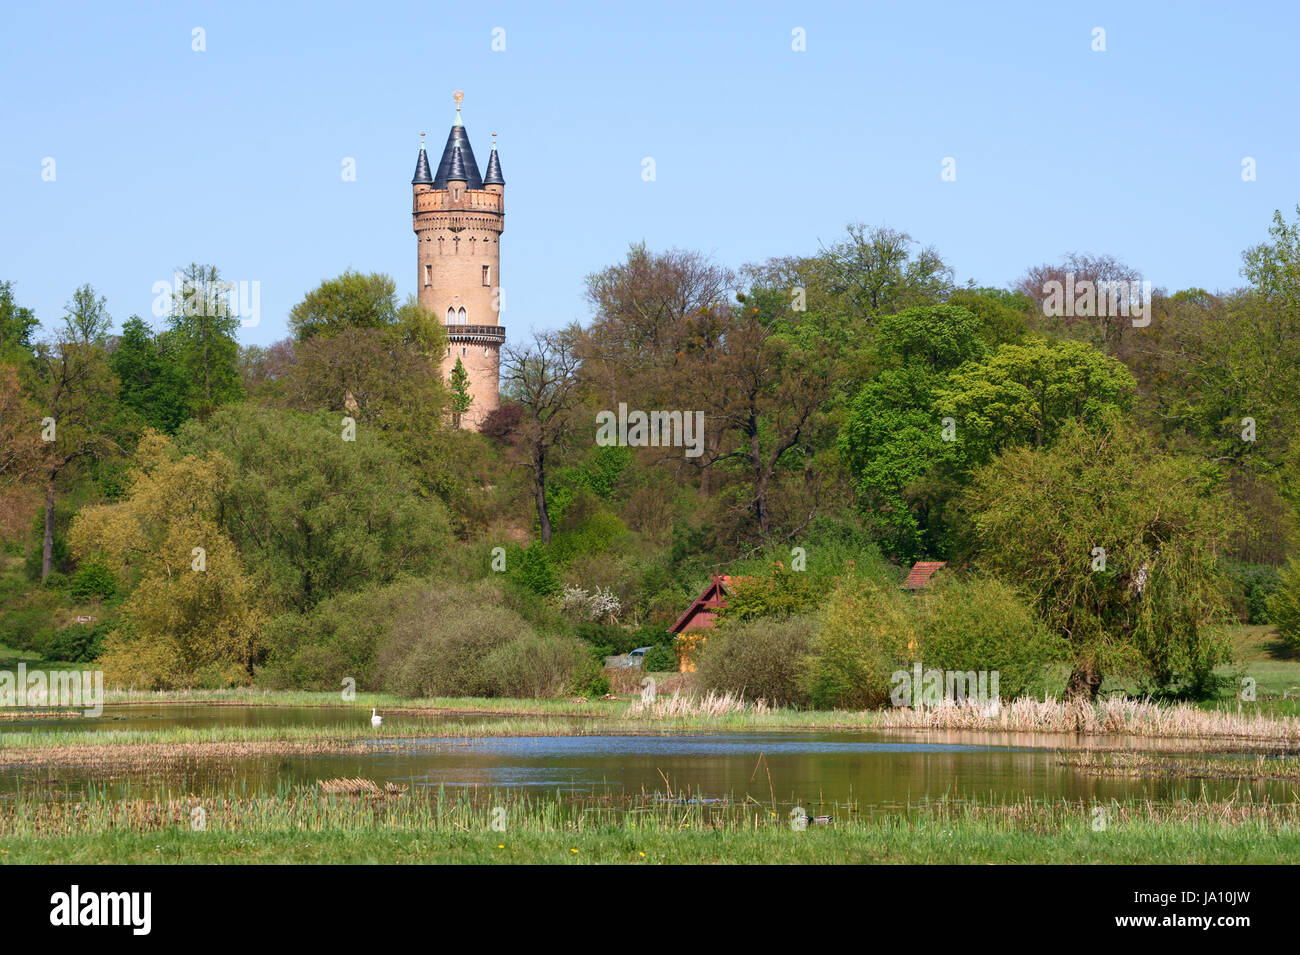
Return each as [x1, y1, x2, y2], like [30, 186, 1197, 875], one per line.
[445, 323, 506, 343]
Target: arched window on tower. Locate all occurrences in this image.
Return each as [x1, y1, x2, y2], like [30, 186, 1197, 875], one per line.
[446, 307, 455, 324]
[458, 307, 467, 325]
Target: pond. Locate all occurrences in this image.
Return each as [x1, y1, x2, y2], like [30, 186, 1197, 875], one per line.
[1, 705, 1296, 813]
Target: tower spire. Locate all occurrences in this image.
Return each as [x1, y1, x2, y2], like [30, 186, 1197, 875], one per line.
[411, 131, 432, 185]
[432, 92, 483, 189]
[484, 133, 505, 186]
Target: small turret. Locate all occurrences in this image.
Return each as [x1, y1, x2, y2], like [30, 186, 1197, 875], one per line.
[412, 134, 433, 186]
[484, 135, 505, 193]
[412, 133, 433, 203]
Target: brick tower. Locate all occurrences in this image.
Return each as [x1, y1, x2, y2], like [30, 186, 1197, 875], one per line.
[412, 91, 505, 429]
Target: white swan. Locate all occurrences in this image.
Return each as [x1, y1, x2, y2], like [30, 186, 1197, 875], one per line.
[371, 707, 382, 727]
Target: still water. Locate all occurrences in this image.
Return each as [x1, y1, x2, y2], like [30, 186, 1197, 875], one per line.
[1, 705, 1295, 811]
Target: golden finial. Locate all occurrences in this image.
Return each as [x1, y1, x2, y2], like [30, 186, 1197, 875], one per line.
[491, 131, 498, 149]
[420, 131, 426, 148]
[453, 90, 464, 109]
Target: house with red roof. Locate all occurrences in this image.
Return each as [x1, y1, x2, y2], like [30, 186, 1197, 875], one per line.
[668, 574, 740, 637]
[667, 575, 750, 672]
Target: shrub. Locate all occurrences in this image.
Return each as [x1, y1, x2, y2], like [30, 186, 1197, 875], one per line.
[561, 585, 621, 622]
[46, 622, 108, 662]
[696, 616, 816, 706]
[260, 579, 424, 690]
[915, 575, 1066, 699]
[1225, 560, 1281, 624]
[576, 669, 611, 698]
[550, 503, 628, 563]
[41, 572, 69, 590]
[574, 622, 642, 657]
[69, 562, 117, 602]
[500, 578, 571, 635]
[508, 543, 560, 597]
[0, 608, 55, 653]
[481, 633, 603, 698]
[717, 570, 820, 621]
[375, 580, 535, 697]
[642, 643, 678, 673]
[802, 583, 917, 709]
[1267, 558, 1300, 650]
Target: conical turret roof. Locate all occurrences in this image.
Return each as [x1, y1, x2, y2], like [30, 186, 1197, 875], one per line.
[446, 144, 469, 183]
[412, 145, 433, 185]
[433, 124, 483, 189]
[484, 145, 505, 186]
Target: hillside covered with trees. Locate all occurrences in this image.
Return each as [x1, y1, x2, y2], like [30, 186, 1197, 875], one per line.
[6, 210, 1300, 705]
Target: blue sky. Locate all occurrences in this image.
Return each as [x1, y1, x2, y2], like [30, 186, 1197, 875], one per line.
[2, 0, 1298, 347]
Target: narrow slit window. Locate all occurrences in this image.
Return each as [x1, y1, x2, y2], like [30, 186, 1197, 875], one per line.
[482, 265, 490, 286]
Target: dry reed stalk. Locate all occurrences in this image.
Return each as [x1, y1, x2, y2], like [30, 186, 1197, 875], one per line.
[871, 696, 1300, 741]
[317, 777, 407, 796]
[628, 690, 750, 718]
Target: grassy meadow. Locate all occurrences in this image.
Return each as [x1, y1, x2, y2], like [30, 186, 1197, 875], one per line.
[2, 788, 1296, 865]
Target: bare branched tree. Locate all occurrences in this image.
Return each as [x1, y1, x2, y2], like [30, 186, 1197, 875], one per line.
[501, 328, 582, 543]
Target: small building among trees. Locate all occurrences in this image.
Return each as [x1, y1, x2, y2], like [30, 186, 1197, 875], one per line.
[902, 561, 946, 590]
[668, 574, 742, 672]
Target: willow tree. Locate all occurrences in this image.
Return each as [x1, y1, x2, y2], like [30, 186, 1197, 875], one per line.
[68, 432, 264, 688]
[962, 414, 1237, 699]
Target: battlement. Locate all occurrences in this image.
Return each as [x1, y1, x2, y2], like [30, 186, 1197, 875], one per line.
[413, 188, 504, 217]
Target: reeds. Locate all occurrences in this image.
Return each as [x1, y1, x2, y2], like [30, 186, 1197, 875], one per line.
[869, 695, 1300, 741]
[317, 777, 407, 797]
[627, 690, 751, 718]
[2, 784, 1297, 842]
[1063, 750, 1300, 781]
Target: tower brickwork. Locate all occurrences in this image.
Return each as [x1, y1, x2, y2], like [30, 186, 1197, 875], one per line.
[412, 92, 505, 430]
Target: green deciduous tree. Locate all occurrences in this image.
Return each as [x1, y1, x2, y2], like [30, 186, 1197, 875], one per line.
[24, 335, 130, 580]
[838, 305, 987, 558]
[175, 404, 452, 610]
[288, 270, 400, 341]
[1265, 557, 1300, 650]
[61, 284, 112, 347]
[110, 317, 191, 433]
[822, 224, 954, 317]
[68, 432, 265, 688]
[164, 264, 243, 416]
[934, 338, 1135, 467]
[0, 281, 39, 361]
[962, 415, 1237, 699]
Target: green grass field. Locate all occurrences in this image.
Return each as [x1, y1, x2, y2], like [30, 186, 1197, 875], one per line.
[3, 793, 1296, 864]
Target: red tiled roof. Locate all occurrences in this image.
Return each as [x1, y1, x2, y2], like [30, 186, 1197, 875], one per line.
[902, 561, 946, 589]
[667, 575, 752, 634]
